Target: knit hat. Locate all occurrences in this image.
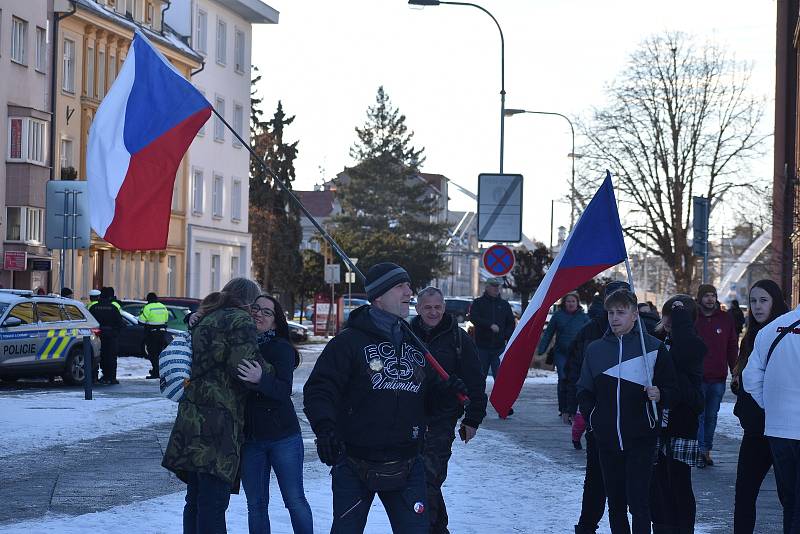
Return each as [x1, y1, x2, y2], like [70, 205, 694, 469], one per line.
[485, 277, 503, 286]
[603, 280, 631, 298]
[365, 262, 411, 301]
[696, 284, 717, 300]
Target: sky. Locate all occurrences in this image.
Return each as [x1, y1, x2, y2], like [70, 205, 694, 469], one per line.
[251, 0, 776, 246]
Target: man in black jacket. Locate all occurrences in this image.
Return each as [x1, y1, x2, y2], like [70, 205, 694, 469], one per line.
[89, 287, 125, 385]
[304, 263, 439, 533]
[469, 278, 515, 380]
[412, 286, 487, 534]
[565, 280, 629, 534]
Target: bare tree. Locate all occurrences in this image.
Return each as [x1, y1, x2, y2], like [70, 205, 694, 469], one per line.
[577, 32, 768, 293]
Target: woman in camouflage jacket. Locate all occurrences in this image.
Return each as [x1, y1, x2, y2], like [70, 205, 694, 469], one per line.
[162, 278, 266, 533]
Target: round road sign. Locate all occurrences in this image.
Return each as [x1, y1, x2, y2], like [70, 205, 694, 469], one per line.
[483, 244, 515, 277]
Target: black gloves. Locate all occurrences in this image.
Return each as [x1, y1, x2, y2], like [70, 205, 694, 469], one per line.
[315, 430, 344, 466]
[442, 375, 470, 406]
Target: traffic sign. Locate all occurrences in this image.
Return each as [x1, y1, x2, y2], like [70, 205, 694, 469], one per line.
[477, 173, 523, 242]
[482, 244, 515, 277]
[324, 264, 341, 284]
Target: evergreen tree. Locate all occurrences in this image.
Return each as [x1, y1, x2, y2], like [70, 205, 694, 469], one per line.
[508, 244, 554, 311]
[333, 86, 448, 287]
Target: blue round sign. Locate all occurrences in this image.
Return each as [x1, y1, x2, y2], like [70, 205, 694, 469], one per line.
[483, 244, 515, 276]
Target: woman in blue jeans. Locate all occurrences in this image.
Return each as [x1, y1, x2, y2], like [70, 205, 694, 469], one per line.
[237, 294, 313, 533]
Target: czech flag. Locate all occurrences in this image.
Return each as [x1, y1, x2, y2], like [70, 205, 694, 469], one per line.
[490, 173, 627, 417]
[87, 31, 211, 250]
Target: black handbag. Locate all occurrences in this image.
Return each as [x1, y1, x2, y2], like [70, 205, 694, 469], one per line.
[347, 457, 414, 492]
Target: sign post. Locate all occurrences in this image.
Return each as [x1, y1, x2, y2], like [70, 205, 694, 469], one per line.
[346, 258, 358, 317]
[324, 264, 340, 336]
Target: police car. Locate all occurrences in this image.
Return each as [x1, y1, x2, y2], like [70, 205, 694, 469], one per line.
[0, 290, 101, 385]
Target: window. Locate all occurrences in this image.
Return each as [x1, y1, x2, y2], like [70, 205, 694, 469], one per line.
[6, 207, 21, 241]
[191, 168, 204, 214]
[215, 17, 226, 65]
[167, 255, 177, 296]
[231, 179, 242, 221]
[214, 96, 225, 141]
[11, 17, 27, 65]
[146, 1, 154, 24]
[85, 45, 95, 97]
[212, 174, 223, 218]
[64, 305, 86, 321]
[197, 90, 206, 136]
[196, 9, 207, 54]
[97, 50, 106, 98]
[62, 39, 75, 92]
[8, 303, 35, 325]
[234, 29, 245, 73]
[60, 138, 73, 169]
[231, 256, 240, 278]
[37, 303, 66, 322]
[193, 252, 201, 295]
[8, 117, 47, 165]
[26, 207, 43, 244]
[232, 103, 243, 147]
[35, 27, 46, 72]
[211, 254, 220, 291]
[108, 54, 116, 84]
[5, 206, 43, 244]
[125, 0, 134, 17]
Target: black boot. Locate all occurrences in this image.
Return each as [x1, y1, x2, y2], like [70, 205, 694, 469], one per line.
[652, 525, 679, 533]
[574, 525, 596, 534]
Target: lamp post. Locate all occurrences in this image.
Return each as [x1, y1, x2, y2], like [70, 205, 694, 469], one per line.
[505, 108, 577, 230]
[409, 0, 506, 173]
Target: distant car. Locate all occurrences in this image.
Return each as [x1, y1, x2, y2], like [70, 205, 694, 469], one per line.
[0, 290, 102, 385]
[117, 310, 180, 359]
[287, 320, 309, 342]
[343, 297, 369, 322]
[158, 297, 201, 312]
[120, 300, 191, 331]
[445, 297, 473, 323]
[508, 300, 523, 319]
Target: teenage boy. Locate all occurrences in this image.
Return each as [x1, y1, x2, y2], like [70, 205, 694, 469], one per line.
[577, 288, 678, 534]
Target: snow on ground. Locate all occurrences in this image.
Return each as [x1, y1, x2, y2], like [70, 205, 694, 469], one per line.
[525, 368, 559, 384]
[714, 401, 743, 441]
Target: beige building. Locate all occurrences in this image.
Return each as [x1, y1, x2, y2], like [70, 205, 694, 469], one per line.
[53, 0, 203, 299]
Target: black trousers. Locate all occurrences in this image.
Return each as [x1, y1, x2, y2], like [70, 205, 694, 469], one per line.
[598, 442, 657, 534]
[577, 431, 607, 532]
[650, 452, 696, 531]
[423, 420, 457, 534]
[144, 326, 167, 374]
[99, 331, 119, 381]
[735, 432, 782, 534]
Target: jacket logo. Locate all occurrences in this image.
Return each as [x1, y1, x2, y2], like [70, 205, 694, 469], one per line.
[363, 342, 425, 392]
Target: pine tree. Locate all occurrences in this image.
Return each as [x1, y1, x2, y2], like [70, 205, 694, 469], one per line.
[333, 87, 448, 287]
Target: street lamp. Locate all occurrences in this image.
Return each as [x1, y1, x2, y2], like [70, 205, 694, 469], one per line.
[505, 108, 577, 230]
[409, 0, 506, 173]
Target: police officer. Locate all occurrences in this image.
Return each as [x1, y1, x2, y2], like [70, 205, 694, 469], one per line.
[411, 286, 487, 534]
[90, 287, 124, 385]
[138, 292, 169, 379]
[87, 289, 101, 308]
[304, 262, 464, 533]
[60, 287, 74, 298]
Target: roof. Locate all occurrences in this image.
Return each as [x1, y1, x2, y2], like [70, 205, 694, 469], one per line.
[296, 190, 338, 218]
[217, 0, 279, 24]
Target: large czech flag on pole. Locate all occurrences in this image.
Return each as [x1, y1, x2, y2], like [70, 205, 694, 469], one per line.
[87, 31, 211, 250]
[490, 172, 627, 417]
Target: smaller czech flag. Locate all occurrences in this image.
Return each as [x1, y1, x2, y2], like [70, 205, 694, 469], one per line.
[87, 31, 211, 250]
[490, 172, 628, 417]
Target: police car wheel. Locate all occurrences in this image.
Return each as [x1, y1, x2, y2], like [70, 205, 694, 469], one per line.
[62, 348, 86, 386]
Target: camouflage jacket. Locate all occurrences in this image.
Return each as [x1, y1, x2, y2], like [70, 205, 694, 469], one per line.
[162, 307, 264, 487]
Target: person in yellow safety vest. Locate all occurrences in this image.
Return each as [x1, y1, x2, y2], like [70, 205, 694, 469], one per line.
[139, 292, 169, 379]
[87, 289, 101, 308]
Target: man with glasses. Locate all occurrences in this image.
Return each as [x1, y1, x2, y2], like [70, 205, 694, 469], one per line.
[412, 286, 486, 534]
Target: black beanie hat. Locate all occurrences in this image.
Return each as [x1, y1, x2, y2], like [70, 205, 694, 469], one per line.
[603, 280, 631, 298]
[365, 262, 411, 301]
[696, 284, 717, 301]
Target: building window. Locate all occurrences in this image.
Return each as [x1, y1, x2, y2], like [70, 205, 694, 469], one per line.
[196, 9, 207, 54]
[125, 0, 134, 17]
[60, 138, 73, 170]
[85, 45, 95, 97]
[234, 29, 245, 73]
[97, 50, 106, 98]
[109, 54, 116, 84]
[167, 255, 177, 295]
[193, 252, 201, 295]
[191, 168, 204, 214]
[6, 206, 43, 244]
[11, 17, 28, 65]
[63, 39, 75, 93]
[211, 254, 220, 291]
[35, 27, 46, 72]
[146, 1, 154, 24]
[214, 96, 225, 141]
[216, 17, 226, 65]
[231, 179, 242, 221]
[231, 255, 240, 278]
[8, 117, 47, 165]
[197, 89, 206, 136]
[212, 174, 223, 218]
[232, 103, 243, 147]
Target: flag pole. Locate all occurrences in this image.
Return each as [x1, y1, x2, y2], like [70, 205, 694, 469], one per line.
[211, 108, 467, 403]
[624, 257, 658, 424]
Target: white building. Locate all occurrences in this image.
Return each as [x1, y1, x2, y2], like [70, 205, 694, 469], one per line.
[166, 0, 278, 297]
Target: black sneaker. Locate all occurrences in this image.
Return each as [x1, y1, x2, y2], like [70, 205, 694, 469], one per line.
[573, 440, 583, 450]
[697, 454, 706, 469]
[706, 453, 714, 466]
[508, 408, 515, 416]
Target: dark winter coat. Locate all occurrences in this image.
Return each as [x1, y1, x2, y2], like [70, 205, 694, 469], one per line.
[469, 293, 516, 349]
[660, 307, 706, 440]
[695, 308, 739, 383]
[244, 336, 301, 441]
[89, 298, 125, 331]
[303, 305, 435, 462]
[577, 325, 678, 451]
[734, 336, 766, 436]
[564, 316, 609, 415]
[537, 308, 590, 364]
[410, 313, 487, 428]
[162, 308, 262, 487]
[639, 310, 660, 336]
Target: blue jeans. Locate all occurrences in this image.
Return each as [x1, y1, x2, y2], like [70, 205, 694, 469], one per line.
[240, 433, 313, 534]
[183, 471, 232, 534]
[331, 456, 428, 533]
[477, 347, 502, 379]
[769, 437, 800, 534]
[698, 381, 725, 453]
